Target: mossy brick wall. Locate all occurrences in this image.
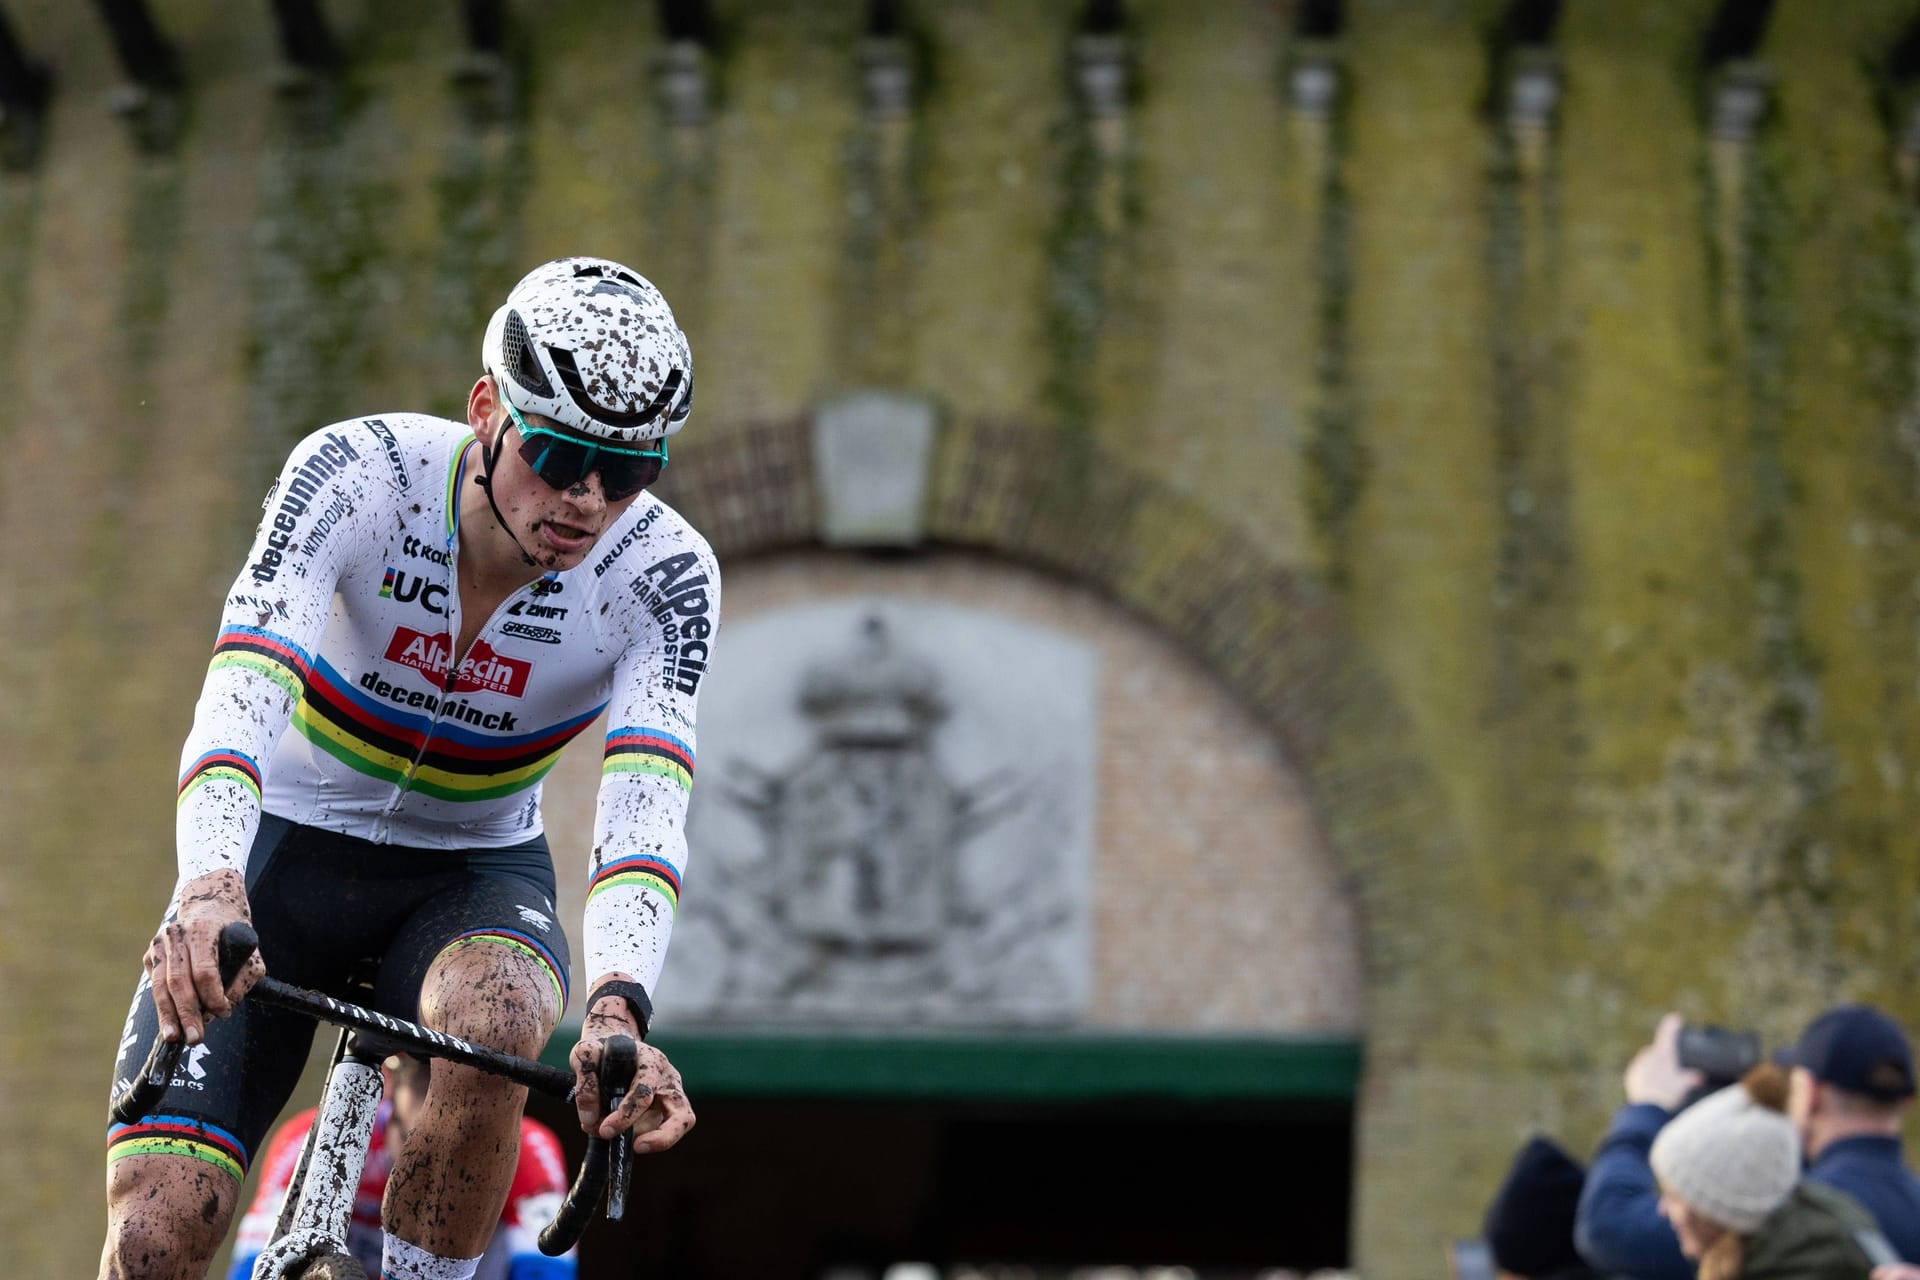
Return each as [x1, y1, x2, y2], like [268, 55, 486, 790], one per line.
[4, 1, 1920, 1276]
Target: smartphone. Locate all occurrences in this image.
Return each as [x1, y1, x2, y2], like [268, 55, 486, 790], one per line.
[1677, 1025, 1761, 1083]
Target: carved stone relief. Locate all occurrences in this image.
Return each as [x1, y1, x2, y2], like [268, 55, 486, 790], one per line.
[657, 598, 1098, 1027]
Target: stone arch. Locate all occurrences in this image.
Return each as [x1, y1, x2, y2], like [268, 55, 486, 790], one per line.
[654, 410, 1469, 1010]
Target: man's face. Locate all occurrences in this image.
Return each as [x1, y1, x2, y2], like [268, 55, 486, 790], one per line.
[1787, 1065, 1817, 1136]
[482, 395, 649, 572]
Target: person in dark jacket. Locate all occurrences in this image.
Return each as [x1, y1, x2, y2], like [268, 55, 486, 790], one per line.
[1779, 1005, 1920, 1262]
[1574, 1013, 1699, 1280]
[1650, 1064, 1890, 1280]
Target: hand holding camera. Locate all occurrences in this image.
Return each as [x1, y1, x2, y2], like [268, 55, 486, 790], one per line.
[1624, 1012, 1707, 1111]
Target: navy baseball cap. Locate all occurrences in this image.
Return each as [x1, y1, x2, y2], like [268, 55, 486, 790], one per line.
[1776, 1004, 1916, 1101]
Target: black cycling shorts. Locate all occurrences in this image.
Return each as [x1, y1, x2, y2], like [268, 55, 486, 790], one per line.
[106, 813, 572, 1181]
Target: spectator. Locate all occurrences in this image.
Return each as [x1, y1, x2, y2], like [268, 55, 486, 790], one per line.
[1574, 1012, 1700, 1280]
[1777, 1004, 1920, 1262]
[228, 1054, 574, 1280]
[1650, 1063, 1888, 1280]
[1482, 1135, 1600, 1280]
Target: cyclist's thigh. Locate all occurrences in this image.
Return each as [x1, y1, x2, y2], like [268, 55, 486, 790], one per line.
[107, 817, 325, 1190]
[372, 842, 572, 1051]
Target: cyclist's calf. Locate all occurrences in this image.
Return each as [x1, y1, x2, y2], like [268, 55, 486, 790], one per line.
[101, 1154, 240, 1280]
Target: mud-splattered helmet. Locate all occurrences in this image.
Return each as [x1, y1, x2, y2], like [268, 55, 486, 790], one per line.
[482, 256, 693, 444]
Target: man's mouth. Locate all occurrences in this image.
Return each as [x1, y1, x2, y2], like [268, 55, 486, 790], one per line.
[538, 520, 593, 552]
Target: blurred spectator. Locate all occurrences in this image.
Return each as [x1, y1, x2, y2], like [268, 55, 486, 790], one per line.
[1573, 1012, 1700, 1280]
[1649, 1063, 1889, 1280]
[1482, 1135, 1599, 1280]
[1777, 1005, 1920, 1262]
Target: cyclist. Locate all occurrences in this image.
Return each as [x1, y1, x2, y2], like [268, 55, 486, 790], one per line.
[100, 257, 716, 1280]
[228, 1055, 576, 1279]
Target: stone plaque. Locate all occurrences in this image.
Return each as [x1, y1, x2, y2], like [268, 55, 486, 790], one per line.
[811, 391, 937, 546]
[658, 599, 1097, 1027]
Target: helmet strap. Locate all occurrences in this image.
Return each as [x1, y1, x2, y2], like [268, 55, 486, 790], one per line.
[473, 429, 540, 568]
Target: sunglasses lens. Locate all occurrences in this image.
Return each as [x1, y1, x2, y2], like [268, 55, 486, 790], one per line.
[516, 429, 662, 499]
[598, 454, 664, 501]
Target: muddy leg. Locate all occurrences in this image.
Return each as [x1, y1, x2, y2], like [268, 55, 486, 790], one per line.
[380, 942, 558, 1257]
[99, 1153, 239, 1280]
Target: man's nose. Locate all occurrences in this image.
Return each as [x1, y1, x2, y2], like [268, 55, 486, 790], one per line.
[567, 470, 608, 505]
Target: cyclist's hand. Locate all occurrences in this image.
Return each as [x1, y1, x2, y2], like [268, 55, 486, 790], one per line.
[145, 870, 264, 1046]
[570, 1006, 695, 1154]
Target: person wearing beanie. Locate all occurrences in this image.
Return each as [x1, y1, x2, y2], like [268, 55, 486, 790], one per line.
[1650, 1064, 1891, 1280]
[1482, 1136, 1600, 1280]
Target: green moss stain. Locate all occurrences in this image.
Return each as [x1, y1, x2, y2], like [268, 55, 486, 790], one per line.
[428, 71, 532, 419]
[1344, 9, 1501, 899]
[1482, 38, 1594, 1003]
[245, 81, 398, 497]
[700, 4, 860, 421]
[834, 27, 934, 389]
[1558, 0, 1733, 789]
[908, 2, 1057, 420]
[1760, 0, 1920, 984]
[0, 178, 43, 445]
[1302, 48, 1361, 580]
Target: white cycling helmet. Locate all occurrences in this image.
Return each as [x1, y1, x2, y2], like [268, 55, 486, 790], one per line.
[481, 256, 693, 445]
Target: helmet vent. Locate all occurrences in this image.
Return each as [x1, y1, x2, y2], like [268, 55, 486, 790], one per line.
[501, 309, 553, 398]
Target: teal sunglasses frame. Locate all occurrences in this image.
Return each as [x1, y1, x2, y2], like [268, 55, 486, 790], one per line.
[502, 397, 668, 500]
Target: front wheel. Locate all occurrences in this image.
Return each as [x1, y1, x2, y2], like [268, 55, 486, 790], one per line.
[288, 1252, 369, 1280]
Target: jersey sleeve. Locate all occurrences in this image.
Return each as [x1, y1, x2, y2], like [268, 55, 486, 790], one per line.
[175, 425, 381, 884]
[582, 542, 719, 993]
[226, 1108, 314, 1278]
[499, 1118, 576, 1277]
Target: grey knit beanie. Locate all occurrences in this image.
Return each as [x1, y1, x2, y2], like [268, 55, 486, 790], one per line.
[1649, 1077, 1800, 1233]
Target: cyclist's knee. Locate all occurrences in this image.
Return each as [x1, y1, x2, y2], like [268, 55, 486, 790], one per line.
[103, 1154, 237, 1279]
[418, 940, 558, 1060]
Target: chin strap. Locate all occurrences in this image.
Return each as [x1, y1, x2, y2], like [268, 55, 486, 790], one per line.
[473, 432, 539, 568]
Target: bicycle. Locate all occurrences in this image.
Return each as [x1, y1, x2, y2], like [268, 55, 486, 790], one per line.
[111, 922, 638, 1280]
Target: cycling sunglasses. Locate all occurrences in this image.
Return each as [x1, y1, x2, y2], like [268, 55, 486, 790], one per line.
[502, 398, 668, 501]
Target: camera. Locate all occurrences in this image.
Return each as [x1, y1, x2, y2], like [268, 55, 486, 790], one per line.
[1677, 1024, 1762, 1087]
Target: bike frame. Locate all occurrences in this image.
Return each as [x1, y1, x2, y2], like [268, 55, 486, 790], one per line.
[110, 923, 635, 1277]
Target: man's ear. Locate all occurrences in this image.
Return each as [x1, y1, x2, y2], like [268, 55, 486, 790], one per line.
[468, 376, 500, 441]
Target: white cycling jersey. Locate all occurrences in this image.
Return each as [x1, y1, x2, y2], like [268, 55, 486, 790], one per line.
[174, 414, 718, 991]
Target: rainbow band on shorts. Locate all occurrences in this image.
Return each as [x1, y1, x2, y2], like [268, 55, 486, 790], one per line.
[587, 854, 681, 916]
[107, 1115, 248, 1182]
[440, 926, 569, 1009]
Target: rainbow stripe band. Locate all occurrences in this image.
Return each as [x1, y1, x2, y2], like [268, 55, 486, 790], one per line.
[602, 727, 694, 792]
[290, 656, 604, 804]
[107, 1116, 248, 1182]
[178, 749, 264, 808]
[588, 854, 682, 915]
[439, 927, 569, 1009]
[446, 438, 475, 541]
[207, 626, 314, 704]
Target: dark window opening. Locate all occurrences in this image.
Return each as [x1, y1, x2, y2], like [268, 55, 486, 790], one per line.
[531, 1092, 1354, 1280]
